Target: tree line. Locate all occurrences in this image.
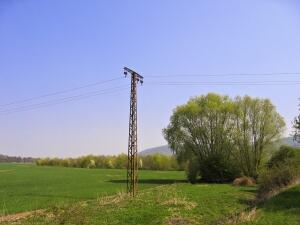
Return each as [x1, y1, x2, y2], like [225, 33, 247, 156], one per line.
[0, 154, 35, 163]
[36, 153, 181, 171]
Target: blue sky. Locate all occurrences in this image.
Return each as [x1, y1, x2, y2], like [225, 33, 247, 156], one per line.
[0, 0, 299, 157]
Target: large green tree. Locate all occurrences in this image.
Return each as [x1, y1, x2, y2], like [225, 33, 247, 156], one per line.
[163, 93, 238, 182]
[163, 93, 285, 182]
[233, 96, 285, 177]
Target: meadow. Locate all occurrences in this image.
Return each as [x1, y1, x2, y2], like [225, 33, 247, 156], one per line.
[1, 163, 299, 225]
[0, 163, 184, 215]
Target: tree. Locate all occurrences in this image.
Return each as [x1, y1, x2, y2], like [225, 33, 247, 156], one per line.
[114, 154, 127, 169]
[163, 93, 239, 182]
[293, 101, 300, 143]
[233, 96, 285, 177]
[163, 93, 285, 182]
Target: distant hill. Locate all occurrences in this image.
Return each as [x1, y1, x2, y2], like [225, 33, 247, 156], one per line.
[279, 137, 300, 147]
[139, 145, 173, 156]
[140, 137, 300, 156]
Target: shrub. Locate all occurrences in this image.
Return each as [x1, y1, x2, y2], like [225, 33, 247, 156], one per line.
[199, 154, 240, 183]
[257, 164, 298, 200]
[257, 145, 300, 200]
[87, 159, 96, 169]
[186, 157, 199, 184]
[268, 145, 299, 168]
[185, 154, 240, 183]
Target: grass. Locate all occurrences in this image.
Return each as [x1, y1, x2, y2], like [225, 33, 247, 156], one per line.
[22, 183, 256, 225]
[1, 163, 299, 224]
[240, 185, 300, 225]
[0, 163, 184, 215]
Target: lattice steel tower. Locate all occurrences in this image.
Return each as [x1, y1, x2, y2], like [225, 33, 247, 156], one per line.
[124, 67, 143, 196]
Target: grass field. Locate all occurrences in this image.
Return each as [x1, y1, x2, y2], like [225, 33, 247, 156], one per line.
[1, 163, 299, 225]
[21, 183, 256, 225]
[0, 163, 184, 215]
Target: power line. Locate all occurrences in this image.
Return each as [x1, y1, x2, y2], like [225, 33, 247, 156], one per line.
[0, 77, 124, 108]
[0, 85, 129, 115]
[146, 80, 300, 86]
[145, 72, 300, 78]
[2, 73, 299, 109]
[0, 86, 129, 115]
[2, 73, 300, 115]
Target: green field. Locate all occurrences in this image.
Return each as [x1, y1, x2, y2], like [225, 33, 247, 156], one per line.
[1, 164, 299, 225]
[0, 163, 184, 215]
[23, 183, 256, 225]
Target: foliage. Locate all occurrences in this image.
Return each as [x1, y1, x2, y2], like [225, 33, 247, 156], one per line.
[186, 156, 199, 184]
[267, 145, 300, 168]
[199, 154, 240, 183]
[293, 105, 300, 143]
[233, 96, 285, 178]
[164, 93, 285, 182]
[36, 153, 180, 171]
[257, 146, 300, 199]
[257, 164, 298, 200]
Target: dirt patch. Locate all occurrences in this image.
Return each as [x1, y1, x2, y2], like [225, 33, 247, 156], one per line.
[0, 210, 44, 223]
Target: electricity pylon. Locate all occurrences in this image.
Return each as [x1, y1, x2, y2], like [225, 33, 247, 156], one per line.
[124, 67, 143, 196]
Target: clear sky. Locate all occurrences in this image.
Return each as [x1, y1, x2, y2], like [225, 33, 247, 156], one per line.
[0, 0, 300, 157]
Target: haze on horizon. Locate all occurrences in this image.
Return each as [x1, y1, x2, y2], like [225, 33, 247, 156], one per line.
[0, 0, 299, 158]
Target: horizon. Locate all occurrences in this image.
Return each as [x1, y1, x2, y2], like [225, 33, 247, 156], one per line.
[1, 0, 300, 158]
[1, 136, 298, 159]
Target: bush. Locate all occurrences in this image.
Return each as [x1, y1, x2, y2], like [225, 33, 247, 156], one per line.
[199, 154, 240, 183]
[268, 145, 299, 168]
[257, 145, 300, 200]
[258, 164, 298, 199]
[185, 154, 240, 183]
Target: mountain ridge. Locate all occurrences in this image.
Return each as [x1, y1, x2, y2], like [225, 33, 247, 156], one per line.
[140, 137, 300, 156]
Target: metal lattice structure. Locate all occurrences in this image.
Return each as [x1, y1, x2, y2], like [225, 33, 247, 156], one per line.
[124, 67, 143, 196]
